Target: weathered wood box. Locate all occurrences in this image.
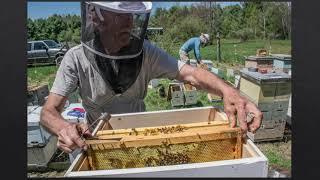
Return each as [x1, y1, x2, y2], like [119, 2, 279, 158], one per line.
[183, 84, 197, 105]
[167, 83, 184, 107]
[27, 84, 49, 106]
[247, 119, 286, 142]
[239, 70, 291, 142]
[65, 107, 268, 177]
[244, 56, 274, 73]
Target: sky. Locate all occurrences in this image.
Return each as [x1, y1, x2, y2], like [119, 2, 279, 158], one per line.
[27, 1, 240, 20]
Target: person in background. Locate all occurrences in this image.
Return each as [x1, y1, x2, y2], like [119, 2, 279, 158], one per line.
[179, 33, 210, 65]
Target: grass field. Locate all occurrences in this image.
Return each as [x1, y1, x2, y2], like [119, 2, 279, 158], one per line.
[155, 38, 291, 66]
[27, 39, 291, 174]
[28, 39, 291, 87]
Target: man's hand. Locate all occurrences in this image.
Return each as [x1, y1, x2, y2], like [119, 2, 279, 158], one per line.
[57, 122, 92, 153]
[223, 87, 263, 133]
[177, 64, 262, 134]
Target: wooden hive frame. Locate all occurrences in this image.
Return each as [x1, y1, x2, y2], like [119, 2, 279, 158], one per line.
[83, 110, 242, 170]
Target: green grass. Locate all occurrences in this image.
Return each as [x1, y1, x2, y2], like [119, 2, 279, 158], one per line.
[266, 150, 291, 170]
[256, 140, 292, 171]
[165, 39, 291, 67]
[27, 38, 291, 109]
[144, 79, 170, 111]
[144, 78, 223, 111]
[27, 65, 59, 88]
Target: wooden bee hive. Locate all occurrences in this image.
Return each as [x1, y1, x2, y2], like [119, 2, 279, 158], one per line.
[182, 83, 197, 105]
[167, 83, 184, 106]
[84, 121, 242, 170]
[65, 107, 268, 177]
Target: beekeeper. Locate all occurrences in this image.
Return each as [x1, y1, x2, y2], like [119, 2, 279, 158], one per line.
[179, 33, 210, 65]
[40, 2, 262, 154]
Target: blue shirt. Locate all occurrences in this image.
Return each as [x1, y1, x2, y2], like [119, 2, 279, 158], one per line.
[180, 37, 201, 60]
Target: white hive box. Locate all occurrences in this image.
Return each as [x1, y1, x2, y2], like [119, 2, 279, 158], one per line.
[210, 67, 224, 78]
[27, 106, 52, 146]
[271, 54, 292, 73]
[27, 106, 57, 168]
[227, 68, 235, 77]
[148, 79, 160, 89]
[234, 75, 241, 89]
[28, 103, 86, 168]
[65, 107, 268, 177]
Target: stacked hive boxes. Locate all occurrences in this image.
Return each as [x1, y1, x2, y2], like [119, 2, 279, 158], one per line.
[183, 84, 197, 105]
[168, 83, 198, 106]
[27, 84, 49, 106]
[271, 54, 292, 73]
[245, 56, 274, 73]
[239, 70, 291, 142]
[168, 83, 185, 106]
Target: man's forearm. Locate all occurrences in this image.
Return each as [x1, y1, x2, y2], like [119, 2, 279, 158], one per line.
[40, 107, 70, 136]
[179, 66, 233, 97]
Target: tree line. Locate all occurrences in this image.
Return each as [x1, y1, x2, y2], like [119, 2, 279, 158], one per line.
[27, 2, 291, 44]
[149, 1, 291, 42]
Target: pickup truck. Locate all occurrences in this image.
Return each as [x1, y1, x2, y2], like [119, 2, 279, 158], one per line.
[27, 40, 68, 66]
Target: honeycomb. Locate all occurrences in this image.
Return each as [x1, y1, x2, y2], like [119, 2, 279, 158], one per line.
[84, 123, 242, 170]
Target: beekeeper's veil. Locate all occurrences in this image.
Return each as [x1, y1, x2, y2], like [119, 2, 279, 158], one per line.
[81, 2, 152, 59]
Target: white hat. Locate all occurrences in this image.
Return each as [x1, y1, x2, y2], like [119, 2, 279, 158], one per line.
[89, 2, 152, 14]
[200, 33, 210, 44]
[89, 2, 152, 22]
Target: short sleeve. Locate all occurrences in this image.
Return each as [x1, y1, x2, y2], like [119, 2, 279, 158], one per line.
[144, 40, 186, 80]
[50, 50, 79, 97]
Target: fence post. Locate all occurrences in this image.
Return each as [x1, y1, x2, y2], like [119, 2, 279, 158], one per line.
[216, 32, 221, 62]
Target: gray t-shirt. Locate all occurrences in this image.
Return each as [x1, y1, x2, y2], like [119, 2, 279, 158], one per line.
[51, 40, 185, 124]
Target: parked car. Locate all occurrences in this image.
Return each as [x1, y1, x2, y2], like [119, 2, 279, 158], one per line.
[27, 40, 68, 65]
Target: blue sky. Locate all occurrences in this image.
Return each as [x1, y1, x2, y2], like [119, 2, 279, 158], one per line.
[28, 1, 240, 20]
